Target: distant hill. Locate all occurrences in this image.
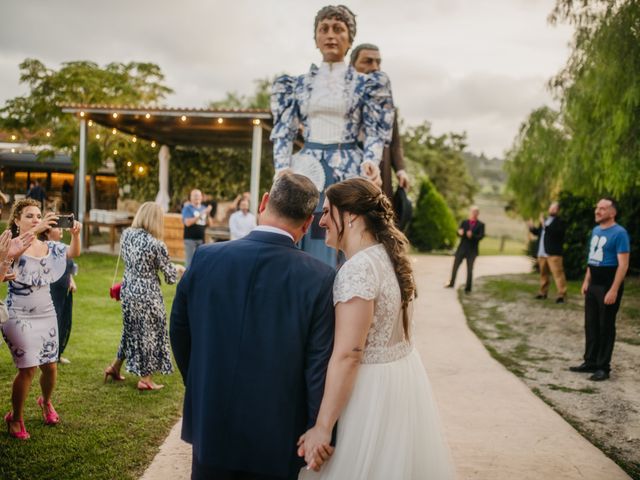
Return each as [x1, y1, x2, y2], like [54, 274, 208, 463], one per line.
[463, 151, 527, 241]
[463, 152, 506, 195]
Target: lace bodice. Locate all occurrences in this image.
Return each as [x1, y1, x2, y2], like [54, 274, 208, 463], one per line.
[333, 244, 412, 364]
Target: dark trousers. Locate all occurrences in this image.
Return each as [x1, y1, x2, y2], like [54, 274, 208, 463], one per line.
[57, 293, 73, 356]
[191, 456, 290, 480]
[51, 271, 73, 356]
[584, 283, 624, 372]
[449, 249, 477, 291]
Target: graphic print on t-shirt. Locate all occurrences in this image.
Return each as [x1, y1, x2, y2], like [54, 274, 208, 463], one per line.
[194, 209, 206, 226]
[589, 235, 607, 264]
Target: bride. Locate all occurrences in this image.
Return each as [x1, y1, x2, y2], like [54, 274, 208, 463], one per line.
[298, 178, 454, 479]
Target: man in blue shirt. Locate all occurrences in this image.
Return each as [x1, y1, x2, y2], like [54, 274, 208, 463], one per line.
[570, 197, 630, 381]
[182, 189, 212, 268]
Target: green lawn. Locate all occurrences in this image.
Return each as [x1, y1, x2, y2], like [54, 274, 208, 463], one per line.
[479, 236, 527, 256]
[0, 253, 185, 480]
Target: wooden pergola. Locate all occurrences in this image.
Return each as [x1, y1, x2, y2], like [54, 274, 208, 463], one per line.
[60, 104, 273, 223]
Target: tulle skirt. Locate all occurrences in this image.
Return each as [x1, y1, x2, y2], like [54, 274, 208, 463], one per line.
[300, 348, 454, 480]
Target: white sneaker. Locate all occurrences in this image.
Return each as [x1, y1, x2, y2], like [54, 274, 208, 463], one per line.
[58, 357, 71, 365]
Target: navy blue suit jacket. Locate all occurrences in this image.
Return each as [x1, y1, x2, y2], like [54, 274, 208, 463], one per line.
[170, 230, 336, 479]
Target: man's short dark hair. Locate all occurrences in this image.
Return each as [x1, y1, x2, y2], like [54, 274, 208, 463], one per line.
[268, 174, 318, 224]
[350, 43, 379, 66]
[601, 196, 618, 215]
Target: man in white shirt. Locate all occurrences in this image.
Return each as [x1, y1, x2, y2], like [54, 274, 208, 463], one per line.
[229, 198, 256, 240]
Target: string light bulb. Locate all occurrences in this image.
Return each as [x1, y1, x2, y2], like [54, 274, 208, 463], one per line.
[80, 111, 85, 117]
[252, 119, 261, 126]
[45, 131, 52, 137]
[145, 113, 151, 119]
[132, 136, 137, 143]
[181, 115, 187, 122]
[113, 149, 118, 155]
[217, 118, 224, 124]
[112, 112, 118, 119]
[95, 134, 100, 140]
[138, 166, 145, 173]
[88, 120, 93, 127]
[11, 134, 16, 141]
[126, 161, 132, 167]
[112, 128, 117, 135]
[11, 148, 16, 153]
[151, 141, 156, 148]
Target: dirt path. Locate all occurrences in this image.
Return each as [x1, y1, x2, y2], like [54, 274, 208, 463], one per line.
[141, 254, 629, 479]
[459, 272, 639, 478]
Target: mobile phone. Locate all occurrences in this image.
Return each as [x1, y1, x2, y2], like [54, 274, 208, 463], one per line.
[54, 214, 75, 229]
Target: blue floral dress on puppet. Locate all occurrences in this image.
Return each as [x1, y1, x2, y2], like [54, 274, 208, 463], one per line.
[1, 241, 68, 368]
[271, 62, 394, 267]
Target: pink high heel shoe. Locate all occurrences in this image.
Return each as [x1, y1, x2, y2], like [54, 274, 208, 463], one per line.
[137, 380, 164, 391]
[4, 412, 30, 440]
[37, 397, 60, 425]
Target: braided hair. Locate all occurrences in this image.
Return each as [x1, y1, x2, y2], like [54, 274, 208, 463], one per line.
[325, 178, 416, 338]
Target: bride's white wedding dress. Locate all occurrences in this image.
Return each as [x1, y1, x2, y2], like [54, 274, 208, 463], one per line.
[300, 244, 454, 479]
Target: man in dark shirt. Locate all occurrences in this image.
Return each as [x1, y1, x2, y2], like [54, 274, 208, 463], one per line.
[528, 202, 567, 303]
[446, 206, 485, 293]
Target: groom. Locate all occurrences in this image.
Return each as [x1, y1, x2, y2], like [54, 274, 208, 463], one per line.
[170, 173, 336, 480]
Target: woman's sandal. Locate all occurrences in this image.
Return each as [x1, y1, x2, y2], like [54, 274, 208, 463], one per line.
[4, 412, 30, 440]
[37, 397, 60, 425]
[137, 380, 164, 391]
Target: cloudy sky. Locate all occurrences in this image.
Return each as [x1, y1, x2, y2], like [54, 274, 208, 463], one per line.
[0, 0, 573, 157]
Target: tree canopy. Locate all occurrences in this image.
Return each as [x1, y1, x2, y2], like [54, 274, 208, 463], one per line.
[0, 59, 172, 173]
[207, 77, 271, 110]
[505, 0, 639, 216]
[402, 122, 476, 217]
[504, 106, 567, 218]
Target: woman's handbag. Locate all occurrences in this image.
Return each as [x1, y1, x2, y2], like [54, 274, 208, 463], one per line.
[109, 253, 122, 301]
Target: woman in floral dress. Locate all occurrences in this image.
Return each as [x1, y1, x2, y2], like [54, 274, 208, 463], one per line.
[2, 199, 81, 440]
[104, 202, 184, 390]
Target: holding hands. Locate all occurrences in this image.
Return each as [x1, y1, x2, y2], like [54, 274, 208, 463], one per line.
[297, 425, 334, 472]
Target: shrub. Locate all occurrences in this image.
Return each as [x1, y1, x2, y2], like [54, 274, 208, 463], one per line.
[408, 176, 457, 251]
[557, 191, 593, 280]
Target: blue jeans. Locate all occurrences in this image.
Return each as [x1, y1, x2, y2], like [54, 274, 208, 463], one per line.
[184, 239, 204, 268]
